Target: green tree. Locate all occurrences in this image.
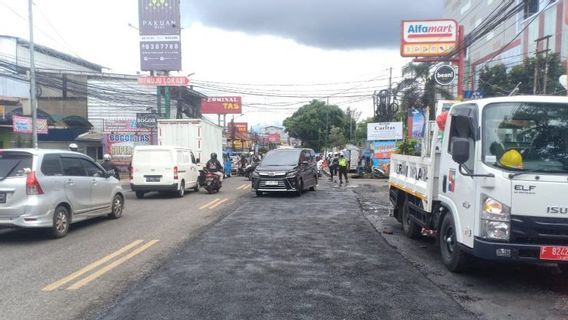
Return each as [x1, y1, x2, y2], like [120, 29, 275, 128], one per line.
[328, 126, 346, 149]
[355, 117, 374, 143]
[283, 100, 347, 151]
[395, 62, 454, 120]
[478, 53, 566, 97]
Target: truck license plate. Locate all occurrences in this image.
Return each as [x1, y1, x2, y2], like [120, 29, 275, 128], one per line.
[265, 181, 278, 186]
[540, 246, 568, 261]
[0, 192, 5, 203]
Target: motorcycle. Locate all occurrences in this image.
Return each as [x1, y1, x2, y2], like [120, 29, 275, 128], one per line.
[202, 169, 222, 194]
[244, 161, 260, 180]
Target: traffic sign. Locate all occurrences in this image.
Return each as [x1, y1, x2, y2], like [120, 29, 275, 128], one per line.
[434, 65, 456, 86]
[137, 76, 189, 86]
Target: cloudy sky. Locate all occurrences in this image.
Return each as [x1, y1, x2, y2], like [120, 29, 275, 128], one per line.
[0, 0, 443, 127]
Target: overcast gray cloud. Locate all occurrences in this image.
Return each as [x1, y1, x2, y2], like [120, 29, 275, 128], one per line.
[181, 0, 443, 50]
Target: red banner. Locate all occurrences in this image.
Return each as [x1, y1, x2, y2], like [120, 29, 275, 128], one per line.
[228, 122, 248, 134]
[267, 133, 281, 143]
[138, 76, 189, 86]
[201, 96, 242, 114]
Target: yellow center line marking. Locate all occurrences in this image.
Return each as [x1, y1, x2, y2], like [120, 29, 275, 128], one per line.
[236, 184, 248, 190]
[42, 240, 144, 292]
[66, 240, 160, 291]
[208, 198, 229, 209]
[199, 198, 221, 210]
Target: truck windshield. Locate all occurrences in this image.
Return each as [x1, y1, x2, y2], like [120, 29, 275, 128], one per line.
[483, 102, 568, 173]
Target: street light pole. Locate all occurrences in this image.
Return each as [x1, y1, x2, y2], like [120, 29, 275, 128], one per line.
[28, 0, 38, 148]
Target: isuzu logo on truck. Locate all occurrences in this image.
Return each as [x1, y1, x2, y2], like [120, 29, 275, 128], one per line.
[547, 206, 568, 214]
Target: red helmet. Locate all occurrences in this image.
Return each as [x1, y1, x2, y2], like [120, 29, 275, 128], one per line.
[436, 111, 449, 130]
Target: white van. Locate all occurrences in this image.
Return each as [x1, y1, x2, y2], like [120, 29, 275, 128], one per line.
[130, 146, 200, 199]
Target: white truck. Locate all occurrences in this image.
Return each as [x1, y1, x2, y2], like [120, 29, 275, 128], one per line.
[343, 144, 360, 171]
[389, 96, 568, 272]
[157, 118, 223, 166]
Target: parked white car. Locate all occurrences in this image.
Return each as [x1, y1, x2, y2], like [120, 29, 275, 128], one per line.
[0, 149, 125, 238]
[130, 146, 200, 199]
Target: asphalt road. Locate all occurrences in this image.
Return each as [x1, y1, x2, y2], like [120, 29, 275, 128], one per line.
[355, 181, 568, 320]
[0, 176, 251, 320]
[99, 181, 474, 320]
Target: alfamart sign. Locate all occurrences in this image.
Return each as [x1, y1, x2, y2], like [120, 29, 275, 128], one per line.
[401, 19, 457, 57]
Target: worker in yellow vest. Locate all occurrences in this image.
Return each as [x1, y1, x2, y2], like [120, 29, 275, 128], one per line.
[338, 154, 349, 186]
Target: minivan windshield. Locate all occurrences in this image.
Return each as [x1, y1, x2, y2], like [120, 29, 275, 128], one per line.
[133, 150, 172, 164]
[261, 150, 301, 166]
[0, 152, 33, 180]
[483, 102, 568, 173]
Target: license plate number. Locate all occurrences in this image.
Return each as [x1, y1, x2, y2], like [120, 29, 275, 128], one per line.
[146, 177, 160, 182]
[265, 181, 279, 186]
[0, 192, 5, 203]
[540, 246, 568, 261]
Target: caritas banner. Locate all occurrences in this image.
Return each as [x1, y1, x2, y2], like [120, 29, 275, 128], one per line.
[201, 97, 242, 114]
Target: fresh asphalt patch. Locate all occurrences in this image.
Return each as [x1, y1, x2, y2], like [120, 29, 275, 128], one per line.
[99, 183, 475, 320]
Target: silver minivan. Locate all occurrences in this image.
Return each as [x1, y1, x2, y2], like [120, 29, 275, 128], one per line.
[0, 149, 125, 238]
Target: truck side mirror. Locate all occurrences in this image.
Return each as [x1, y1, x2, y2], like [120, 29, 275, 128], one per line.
[451, 138, 470, 165]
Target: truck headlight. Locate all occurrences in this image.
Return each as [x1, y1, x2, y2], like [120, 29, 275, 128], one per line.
[480, 195, 511, 241]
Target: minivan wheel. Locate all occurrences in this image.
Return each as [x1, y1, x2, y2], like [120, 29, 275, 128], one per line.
[193, 183, 199, 192]
[176, 181, 185, 198]
[49, 206, 70, 239]
[440, 213, 470, 272]
[135, 191, 145, 199]
[256, 191, 263, 197]
[108, 194, 124, 219]
[296, 179, 304, 196]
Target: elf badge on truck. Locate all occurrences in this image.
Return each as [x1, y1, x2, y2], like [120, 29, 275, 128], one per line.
[389, 96, 568, 272]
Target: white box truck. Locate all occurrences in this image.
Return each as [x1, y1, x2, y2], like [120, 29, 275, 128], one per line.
[157, 118, 223, 167]
[389, 96, 568, 272]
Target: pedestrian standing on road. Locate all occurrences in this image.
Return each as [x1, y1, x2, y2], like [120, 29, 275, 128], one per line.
[330, 153, 339, 182]
[338, 154, 349, 186]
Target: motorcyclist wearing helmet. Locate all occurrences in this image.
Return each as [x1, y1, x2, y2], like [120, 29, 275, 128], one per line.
[69, 143, 79, 152]
[101, 154, 120, 179]
[206, 153, 224, 181]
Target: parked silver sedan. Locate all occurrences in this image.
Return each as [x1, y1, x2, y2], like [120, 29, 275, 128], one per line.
[0, 149, 125, 238]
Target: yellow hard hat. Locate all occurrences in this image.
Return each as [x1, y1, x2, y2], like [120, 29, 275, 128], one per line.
[499, 149, 523, 169]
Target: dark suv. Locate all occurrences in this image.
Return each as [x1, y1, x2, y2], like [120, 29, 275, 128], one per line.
[252, 148, 318, 196]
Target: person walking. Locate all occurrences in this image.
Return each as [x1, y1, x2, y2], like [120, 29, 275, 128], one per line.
[329, 153, 339, 182]
[338, 154, 349, 186]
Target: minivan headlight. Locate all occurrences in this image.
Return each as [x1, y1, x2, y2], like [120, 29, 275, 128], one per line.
[480, 195, 511, 241]
[286, 170, 297, 178]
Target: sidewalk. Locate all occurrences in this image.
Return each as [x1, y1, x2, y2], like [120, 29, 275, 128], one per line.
[99, 182, 473, 320]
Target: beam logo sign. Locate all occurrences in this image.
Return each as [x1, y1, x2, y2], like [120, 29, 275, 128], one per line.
[401, 19, 457, 57]
[201, 97, 242, 114]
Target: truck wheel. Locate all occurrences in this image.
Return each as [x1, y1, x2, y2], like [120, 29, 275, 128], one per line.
[176, 181, 185, 198]
[440, 213, 470, 272]
[402, 198, 421, 239]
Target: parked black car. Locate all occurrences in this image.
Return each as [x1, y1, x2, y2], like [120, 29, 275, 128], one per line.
[252, 148, 318, 196]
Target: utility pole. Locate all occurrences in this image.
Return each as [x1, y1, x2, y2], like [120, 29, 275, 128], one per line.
[387, 67, 393, 111]
[534, 35, 551, 95]
[542, 35, 551, 95]
[28, 0, 38, 148]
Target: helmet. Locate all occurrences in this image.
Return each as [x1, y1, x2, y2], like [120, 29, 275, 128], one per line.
[499, 149, 523, 169]
[211, 153, 217, 160]
[249, 151, 254, 155]
[69, 143, 78, 151]
[103, 154, 112, 161]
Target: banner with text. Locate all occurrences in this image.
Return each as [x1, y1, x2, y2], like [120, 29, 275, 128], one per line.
[367, 122, 403, 141]
[201, 97, 242, 114]
[12, 115, 48, 134]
